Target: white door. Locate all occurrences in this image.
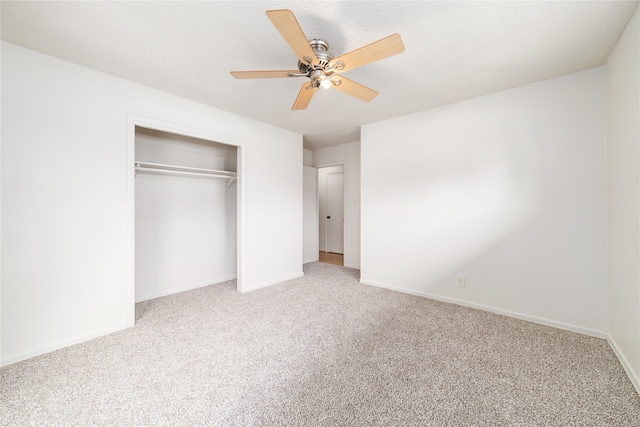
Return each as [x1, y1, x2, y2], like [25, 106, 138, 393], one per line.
[326, 173, 344, 254]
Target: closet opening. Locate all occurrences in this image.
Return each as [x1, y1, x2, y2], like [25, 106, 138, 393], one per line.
[127, 115, 245, 325]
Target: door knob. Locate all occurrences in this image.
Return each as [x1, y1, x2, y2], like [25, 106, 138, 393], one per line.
[327, 216, 331, 219]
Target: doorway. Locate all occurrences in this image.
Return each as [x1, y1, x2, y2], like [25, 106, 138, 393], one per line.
[134, 127, 237, 303]
[318, 165, 344, 265]
[127, 114, 246, 327]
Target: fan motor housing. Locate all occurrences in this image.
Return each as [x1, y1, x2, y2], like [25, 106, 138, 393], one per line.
[298, 39, 334, 73]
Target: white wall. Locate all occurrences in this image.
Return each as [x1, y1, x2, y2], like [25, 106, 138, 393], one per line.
[303, 149, 313, 167]
[313, 141, 361, 269]
[1, 42, 302, 365]
[607, 7, 640, 393]
[135, 128, 237, 302]
[303, 166, 318, 263]
[361, 67, 607, 336]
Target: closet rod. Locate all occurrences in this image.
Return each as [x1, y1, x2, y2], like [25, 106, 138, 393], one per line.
[134, 161, 237, 179]
[135, 166, 237, 180]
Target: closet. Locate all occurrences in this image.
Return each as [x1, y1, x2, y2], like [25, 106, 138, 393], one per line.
[134, 127, 237, 302]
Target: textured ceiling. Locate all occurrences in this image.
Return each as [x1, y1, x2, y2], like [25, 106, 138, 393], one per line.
[2, 1, 638, 150]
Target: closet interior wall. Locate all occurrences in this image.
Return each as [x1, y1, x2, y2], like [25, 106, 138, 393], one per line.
[135, 127, 237, 302]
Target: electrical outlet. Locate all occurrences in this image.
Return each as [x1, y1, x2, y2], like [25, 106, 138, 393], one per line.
[457, 276, 465, 288]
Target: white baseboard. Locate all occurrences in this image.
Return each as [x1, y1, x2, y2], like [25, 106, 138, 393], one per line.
[1, 321, 130, 367]
[135, 275, 237, 303]
[243, 272, 304, 293]
[608, 335, 640, 395]
[359, 278, 607, 339]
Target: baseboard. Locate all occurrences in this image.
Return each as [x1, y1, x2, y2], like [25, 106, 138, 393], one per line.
[608, 335, 640, 395]
[243, 272, 304, 293]
[135, 275, 237, 303]
[1, 321, 130, 367]
[359, 278, 607, 339]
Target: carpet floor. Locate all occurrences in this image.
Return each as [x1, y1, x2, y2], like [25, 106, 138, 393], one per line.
[1, 262, 639, 426]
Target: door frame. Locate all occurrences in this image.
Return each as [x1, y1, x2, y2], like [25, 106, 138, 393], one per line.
[316, 161, 345, 257]
[126, 114, 246, 327]
[326, 172, 344, 254]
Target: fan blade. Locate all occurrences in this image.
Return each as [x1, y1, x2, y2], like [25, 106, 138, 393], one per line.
[330, 33, 404, 73]
[231, 70, 300, 79]
[267, 9, 318, 66]
[292, 82, 315, 110]
[332, 77, 379, 102]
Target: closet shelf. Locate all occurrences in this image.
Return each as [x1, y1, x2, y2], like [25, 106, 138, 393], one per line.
[135, 161, 237, 189]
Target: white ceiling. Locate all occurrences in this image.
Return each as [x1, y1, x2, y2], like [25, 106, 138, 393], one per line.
[2, 1, 638, 150]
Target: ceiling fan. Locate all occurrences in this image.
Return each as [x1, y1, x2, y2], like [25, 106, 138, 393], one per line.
[230, 9, 405, 110]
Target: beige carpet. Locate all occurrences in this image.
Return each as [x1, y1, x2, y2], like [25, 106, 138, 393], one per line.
[1, 262, 639, 426]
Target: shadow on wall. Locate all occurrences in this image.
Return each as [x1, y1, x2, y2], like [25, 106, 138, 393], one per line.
[386, 150, 540, 286]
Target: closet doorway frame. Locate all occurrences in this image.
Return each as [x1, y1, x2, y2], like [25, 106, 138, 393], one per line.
[126, 114, 246, 327]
